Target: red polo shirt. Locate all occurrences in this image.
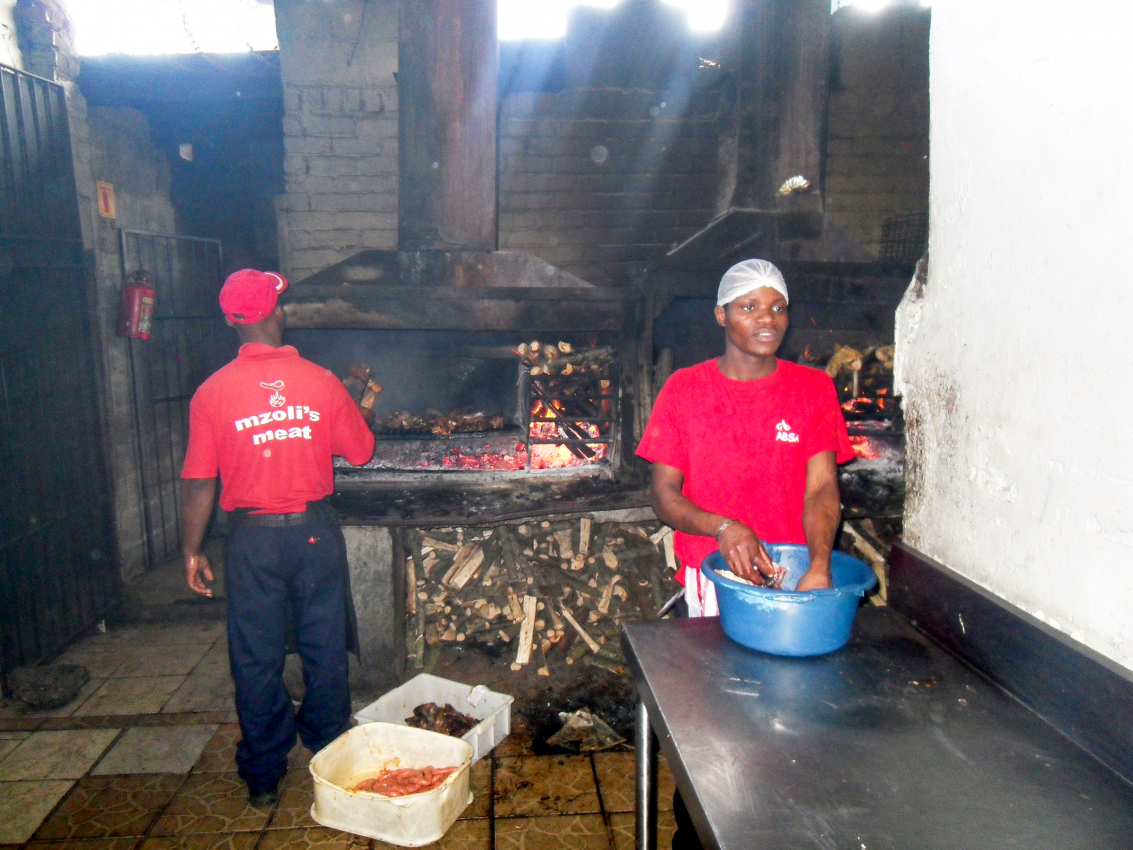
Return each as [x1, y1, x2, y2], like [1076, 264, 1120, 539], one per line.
[182, 343, 375, 513]
[636, 359, 853, 581]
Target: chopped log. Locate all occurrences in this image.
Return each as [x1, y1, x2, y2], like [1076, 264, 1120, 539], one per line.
[406, 556, 417, 616]
[598, 576, 619, 615]
[360, 380, 383, 410]
[553, 528, 574, 560]
[515, 595, 538, 665]
[579, 517, 592, 556]
[663, 533, 677, 572]
[560, 606, 601, 654]
[424, 537, 461, 552]
[445, 543, 485, 590]
[602, 547, 618, 570]
[506, 586, 523, 622]
[649, 525, 672, 546]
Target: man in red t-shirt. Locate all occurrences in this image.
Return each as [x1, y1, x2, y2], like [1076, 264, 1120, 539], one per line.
[638, 259, 853, 613]
[638, 259, 852, 850]
[181, 269, 374, 806]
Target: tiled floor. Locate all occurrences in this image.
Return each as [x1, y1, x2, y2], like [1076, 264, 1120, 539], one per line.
[1, 622, 676, 849]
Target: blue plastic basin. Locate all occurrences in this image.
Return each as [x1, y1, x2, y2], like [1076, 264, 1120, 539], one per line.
[701, 544, 877, 657]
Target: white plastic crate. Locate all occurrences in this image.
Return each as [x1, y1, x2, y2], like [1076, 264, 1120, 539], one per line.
[354, 673, 513, 764]
[310, 722, 472, 847]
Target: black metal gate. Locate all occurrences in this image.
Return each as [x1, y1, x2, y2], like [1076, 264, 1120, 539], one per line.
[0, 65, 120, 672]
[120, 231, 229, 569]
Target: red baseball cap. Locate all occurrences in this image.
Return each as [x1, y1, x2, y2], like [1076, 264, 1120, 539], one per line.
[219, 269, 289, 324]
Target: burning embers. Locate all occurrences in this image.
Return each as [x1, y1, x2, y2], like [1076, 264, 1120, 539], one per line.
[522, 341, 615, 470]
[341, 341, 617, 473]
[800, 343, 901, 461]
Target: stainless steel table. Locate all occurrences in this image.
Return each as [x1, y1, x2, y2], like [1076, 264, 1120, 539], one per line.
[623, 609, 1133, 850]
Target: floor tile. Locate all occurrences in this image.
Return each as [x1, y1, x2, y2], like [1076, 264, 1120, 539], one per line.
[0, 779, 75, 843]
[288, 744, 313, 771]
[33, 774, 183, 840]
[609, 810, 676, 850]
[190, 724, 241, 773]
[135, 711, 235, 727]
[74, 678, 184, 716]
[100, 623, 226, 649]
[259, 826, 370, 850]
[57, 643, 139, 679]
[0, 715, 42, 730]
[149, 772, 269, 835]
[592, 752, 674, 814]
[494, 813, 611, 850]
[113, 645, 210, 679]
[26, 837, 141, 850]
[40, 715, 138, 731]
[493, 755, 600, 818]
[492, 726, 536, 758]
[191, 645, 231, 677]
[268, 768, 317, 831]
[460, 758, 491, 819]
[0, 729, 121, 780]
[138, 834, 258, 850]
[0, 736, 23, 762]
[379, 818, 490, 849]
[160, 673, 235, 714]
[93, 725, 218, 776]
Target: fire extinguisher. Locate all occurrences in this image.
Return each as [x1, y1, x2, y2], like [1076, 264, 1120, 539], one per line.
[117, 270, 155, 339]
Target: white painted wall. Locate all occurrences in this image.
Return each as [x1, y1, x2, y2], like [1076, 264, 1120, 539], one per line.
[0, 0, 22, 69]
[896, 1, 1133, 669]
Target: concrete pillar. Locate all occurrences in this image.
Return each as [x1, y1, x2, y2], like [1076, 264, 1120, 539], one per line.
[343, 526, 405, 696]
[398, 0, 497, 251]
[715, 0, 830, 214]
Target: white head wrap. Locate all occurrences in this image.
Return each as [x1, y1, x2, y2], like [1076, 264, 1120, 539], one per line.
[716, 259, 789, 307]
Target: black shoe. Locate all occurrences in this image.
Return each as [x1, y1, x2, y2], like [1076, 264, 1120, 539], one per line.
[248, 788, 279, 808]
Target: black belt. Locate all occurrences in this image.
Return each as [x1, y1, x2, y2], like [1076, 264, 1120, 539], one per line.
[229, 500, 336, 528]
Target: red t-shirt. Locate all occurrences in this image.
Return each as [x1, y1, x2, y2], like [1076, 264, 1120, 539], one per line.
[636, 359, 853, 582]
[181, 343, 375, 513]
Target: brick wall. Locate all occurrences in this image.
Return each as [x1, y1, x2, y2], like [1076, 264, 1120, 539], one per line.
[275, 0, 399, 282]
[824, 6, 930, 257]
[498, 88, 720, 287]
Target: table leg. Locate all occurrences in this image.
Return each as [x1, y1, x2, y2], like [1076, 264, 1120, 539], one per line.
[635, 698, 658, 850]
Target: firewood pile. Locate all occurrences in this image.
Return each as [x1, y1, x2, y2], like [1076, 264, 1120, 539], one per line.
[405, 519, 681, 677]
[517, 340, 616, 462]
[515, 340, 614, 378]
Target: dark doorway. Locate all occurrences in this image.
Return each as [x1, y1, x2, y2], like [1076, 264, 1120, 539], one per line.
[120, 230, 232, 569]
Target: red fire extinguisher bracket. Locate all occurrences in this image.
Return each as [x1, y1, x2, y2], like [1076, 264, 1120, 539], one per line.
[117, 270, 156, 340]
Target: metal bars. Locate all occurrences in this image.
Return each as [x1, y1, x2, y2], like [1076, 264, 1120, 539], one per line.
[0, 65, 119, 674]
[523, 367, 617, 468]
[120, 231, 228, 569]
[0, 65, 78, 240]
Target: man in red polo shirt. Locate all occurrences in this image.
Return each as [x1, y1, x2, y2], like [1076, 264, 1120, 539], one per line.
[181, 269, 374, 806]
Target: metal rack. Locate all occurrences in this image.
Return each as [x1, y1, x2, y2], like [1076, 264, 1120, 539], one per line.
[522, 366, 618, 469]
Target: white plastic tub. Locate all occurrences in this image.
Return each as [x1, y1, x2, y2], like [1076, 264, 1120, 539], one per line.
[354, 673, 513, 764]
[309, 722, 472, 847]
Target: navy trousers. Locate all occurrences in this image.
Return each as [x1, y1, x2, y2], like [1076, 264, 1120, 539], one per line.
[224, 520, 352, 795]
